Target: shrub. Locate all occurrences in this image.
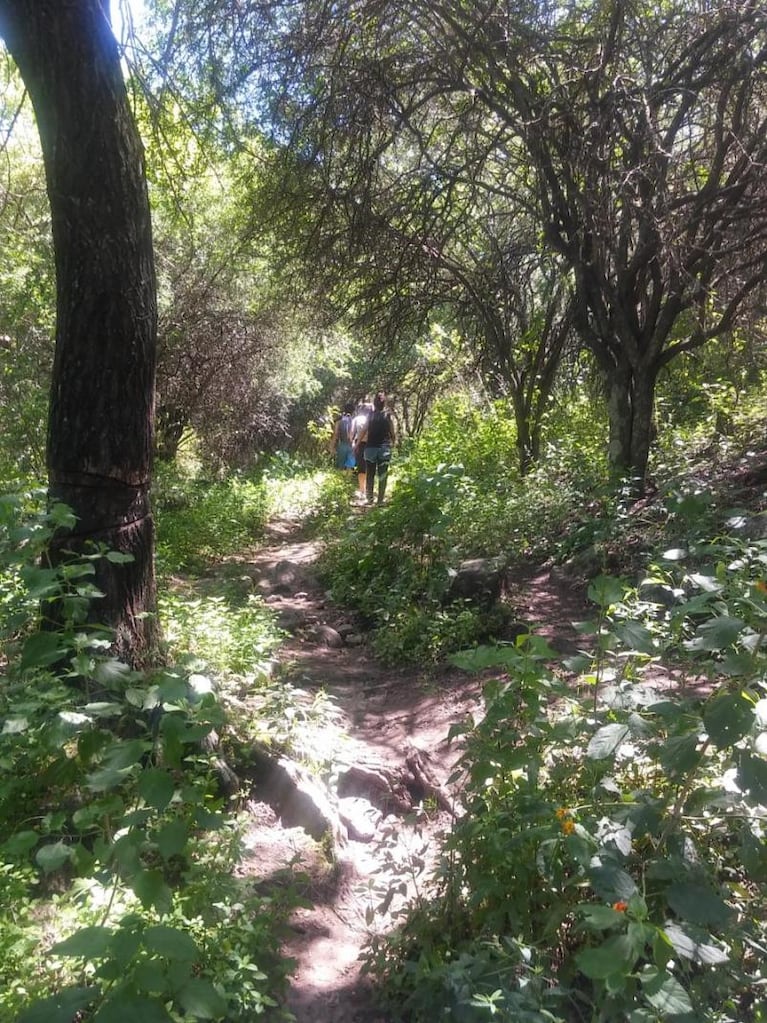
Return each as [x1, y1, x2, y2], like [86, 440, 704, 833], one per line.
[364, 541, 767, 1021]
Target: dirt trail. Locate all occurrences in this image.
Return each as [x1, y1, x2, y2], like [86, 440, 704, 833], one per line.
[230, 516, 588, 1023]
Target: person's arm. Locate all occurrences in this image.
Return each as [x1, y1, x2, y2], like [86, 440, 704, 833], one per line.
[388, 415, 397, 445]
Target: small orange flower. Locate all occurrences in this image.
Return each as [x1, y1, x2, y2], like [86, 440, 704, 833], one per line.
[561, 819, 575, 836]
[555, 807, 570, 820]
[755, 580, 767, 594]
[612, 901, 628, 912]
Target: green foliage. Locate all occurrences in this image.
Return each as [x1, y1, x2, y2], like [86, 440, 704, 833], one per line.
[319, 396, 611, 662]
[159, 589, 281, 677]
[154, 465, 269, 574]
[0, 496, 299, 1021]
[363, 531, 767, 1021]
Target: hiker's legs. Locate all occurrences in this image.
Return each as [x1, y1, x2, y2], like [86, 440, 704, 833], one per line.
[365, 457, 376, 503]
[376, 461, 389, 503]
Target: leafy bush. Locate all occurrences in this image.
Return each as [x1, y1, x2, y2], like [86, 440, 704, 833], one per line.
[318, 396, 613, 662]
[0, 496, 299, 1021]
[154, 466, 269, 574]
[365, 539, 767, 1021]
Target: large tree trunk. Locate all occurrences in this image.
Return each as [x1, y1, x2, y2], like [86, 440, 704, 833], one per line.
[0, 1, 159, 664]
[603, 360, 657, 493]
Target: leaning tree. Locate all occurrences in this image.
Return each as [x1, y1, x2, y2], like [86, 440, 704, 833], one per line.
[0, 0, 158, 663]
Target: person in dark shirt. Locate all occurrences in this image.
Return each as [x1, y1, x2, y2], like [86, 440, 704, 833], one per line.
[358, 391, 397, 504]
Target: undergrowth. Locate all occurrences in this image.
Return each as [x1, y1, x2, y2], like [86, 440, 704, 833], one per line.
[363, 531, 767, 1020]
[0, 486, 323, 1022]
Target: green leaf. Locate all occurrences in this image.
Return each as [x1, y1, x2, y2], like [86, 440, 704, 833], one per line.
[143, 924, 199, 961]
[2, 829, 39, 856]
[87, 738, 150, 792]
[177, 978, 228, 1019]
[576, 904, 626, 930]
[614, 620, 656, 654]
[720, 651, 755, 676]
[109, 924, 143, 968]
[450, 645, 523, 672]
[640, 967, 693, 1017]
[21, 630, 67, 671]
[133, 959, 171, 994]
[105, 550, 135, 564]
[94, 995, 174, 1023]
[662, 921, 728, 965]
[20, 566, 61, 600]
[132, 870, 172, 915]
[577, 934, 638, 979]
[659, 733, 700, 778]
[587, 575, 626, 608]
[155, 818, 189, 860]
[92, 657, 134, 689]
[703, 693, 754, 748]
[52, 926, 115, 959]
[2, 716, 29, 734]
[588, 866, 638, 902]
[665, 882, 733, 927]
[737, 750, 767, 804]
[688, 616, 745, 652]
[16, 986, 94, 1022]
[587, 723, 630, 760]
[138, 768, 175, 811]
[36, 840, 73, 873]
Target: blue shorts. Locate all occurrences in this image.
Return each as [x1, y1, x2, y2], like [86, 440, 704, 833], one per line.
[364, 445, 391, 467]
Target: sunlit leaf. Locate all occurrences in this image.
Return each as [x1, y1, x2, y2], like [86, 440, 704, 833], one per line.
[36, 840, 73, 873]
[587, 723, 630, 760]
[662, 921, 729, 965]
[639, 966, 693, 1016]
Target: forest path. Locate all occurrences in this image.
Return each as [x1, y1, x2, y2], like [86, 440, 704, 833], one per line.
[225, 514, 588, 1023]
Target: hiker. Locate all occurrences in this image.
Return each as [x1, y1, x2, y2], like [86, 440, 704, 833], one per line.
[359, 391, 396, 505]
[330, 401, 356, 471]
[351, 398, 373, 500]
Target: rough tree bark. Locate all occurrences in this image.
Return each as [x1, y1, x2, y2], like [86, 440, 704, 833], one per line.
[0, 0, 159, 664]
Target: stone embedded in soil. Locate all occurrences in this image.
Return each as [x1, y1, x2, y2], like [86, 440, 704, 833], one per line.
[262, 756, 347, 845]
[313, 624, 345, 648]
[338, 796, 381, 842]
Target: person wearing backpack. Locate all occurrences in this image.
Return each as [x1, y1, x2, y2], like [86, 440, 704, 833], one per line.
[359, 391, 397, 504]
[330, 401, 356, 470]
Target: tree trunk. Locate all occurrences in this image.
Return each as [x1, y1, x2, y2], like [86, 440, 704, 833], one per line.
[0, 1, 159, 664]
[604, 360, 657, 493]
